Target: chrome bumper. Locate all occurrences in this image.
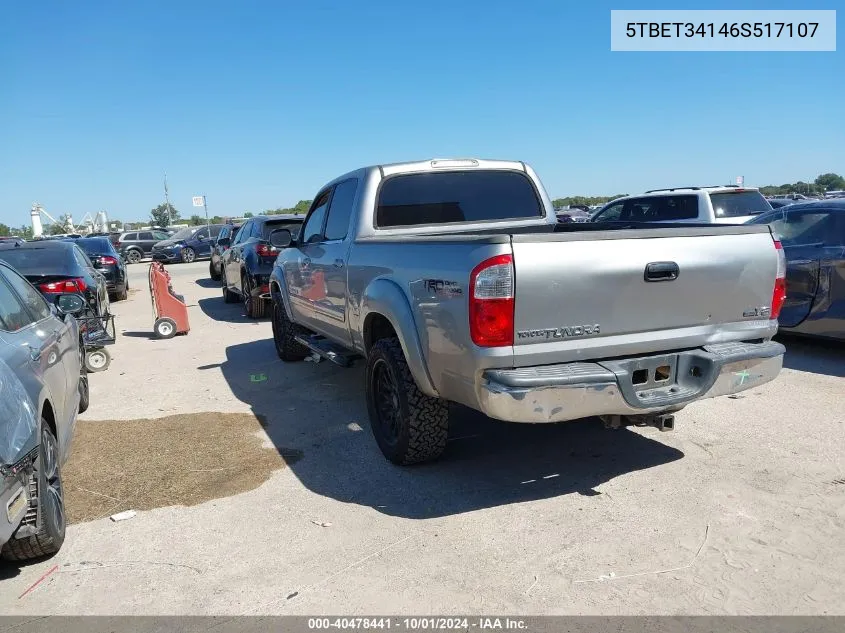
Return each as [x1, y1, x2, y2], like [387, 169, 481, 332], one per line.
[478, 341, 785, 424]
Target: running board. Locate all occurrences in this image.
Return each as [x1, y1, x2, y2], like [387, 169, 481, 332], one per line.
[294, 335, 361, 368]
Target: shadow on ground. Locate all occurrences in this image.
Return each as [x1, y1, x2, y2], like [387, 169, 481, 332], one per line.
[120, 331, 156, 339]
[197, 296, 266, 325]
[779, 334, 845, 378]
[204, 339, 685, 520]
[195, 278, 220, 289]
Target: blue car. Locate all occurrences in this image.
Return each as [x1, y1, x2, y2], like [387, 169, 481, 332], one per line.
[151, 224, 227, 264]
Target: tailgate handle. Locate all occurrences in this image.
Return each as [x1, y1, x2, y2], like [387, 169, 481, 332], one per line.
[644, 261, 679, 282]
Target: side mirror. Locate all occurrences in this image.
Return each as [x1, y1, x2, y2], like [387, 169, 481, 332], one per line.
[217, 237, 230, 247]
[269, 228, 292, 249]
[56, 293, 86, 317]
[196, 234, 206, 241]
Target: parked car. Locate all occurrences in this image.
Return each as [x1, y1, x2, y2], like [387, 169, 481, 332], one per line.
[209, 223, 241, 281]
[222, 215, 303, 318]
[0, 259, 88, 561]
[0, 241, 111, 322]
[151, 224, 227, 264]
[116, 229, 171, 264]
[747, 199, 845, 340]
[63, 237, 128, 301]
[268, 158, 785, 465]
[592, 185, 772, 224]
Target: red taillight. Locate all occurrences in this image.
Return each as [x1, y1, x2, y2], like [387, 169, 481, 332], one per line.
[39, 278, 88, 294]
[256, 243, 277, 257]
[101, 256, 117, 265]
[260, 284, 269, 293]
[771, 239, 787, 320]
[469, 254, 514, 347]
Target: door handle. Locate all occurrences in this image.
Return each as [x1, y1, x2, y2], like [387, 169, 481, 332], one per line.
[644, 261, 680, 282]
[28, 345, 41, 362]
[333, 259, 344, 268]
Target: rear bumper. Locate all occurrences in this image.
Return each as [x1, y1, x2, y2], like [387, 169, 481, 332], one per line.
[477, 340, 785, 423]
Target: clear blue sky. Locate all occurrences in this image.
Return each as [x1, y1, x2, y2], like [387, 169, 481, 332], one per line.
[1, 0, 842, 227]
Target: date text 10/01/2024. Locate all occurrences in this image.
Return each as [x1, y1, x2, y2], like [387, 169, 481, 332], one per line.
[308, 618, 528, 630]
[626, 22, 819, 39]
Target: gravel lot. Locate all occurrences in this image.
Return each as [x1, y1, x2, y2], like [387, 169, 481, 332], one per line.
[1, 260, 843, 615]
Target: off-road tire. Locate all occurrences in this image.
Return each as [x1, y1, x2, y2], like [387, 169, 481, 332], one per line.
[1, 425, 66, 561]
[209, 261, 221, 281]
[365, 337, 449, 465]
[271, 300, 309, 361]
[78, 374, 90, 414]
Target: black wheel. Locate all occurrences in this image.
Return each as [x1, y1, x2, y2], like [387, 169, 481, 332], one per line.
[154, 317, 177, 339]
[181, 247, 196, 263]
[115, 283, 128, 301]
[222, 278, 238, 303]
[78, 373, 90, 413]
[272, 299, 309, 361]
[243, 276, 266, 319]
[84, 348, 111, 373]
[125, 249, 142, 264]
[2, 424, 66, 561]
[209, 261, 221, 281]
[365, 337, 449, 465]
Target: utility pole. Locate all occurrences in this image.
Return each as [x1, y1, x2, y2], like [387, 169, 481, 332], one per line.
[164, 173, 172, 227]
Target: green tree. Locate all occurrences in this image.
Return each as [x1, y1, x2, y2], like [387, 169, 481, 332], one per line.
[189, 214, 204, 226]
[815, 173, 845, 192]
[292, 200, 311, 215]
[109, 220, 123, 231]
[243, 211, 254, 218]
[48, 215, 73, 235]
[0, 223, 10, 237]
[150, 203, 179, 227]
[13, 226, 33, 240]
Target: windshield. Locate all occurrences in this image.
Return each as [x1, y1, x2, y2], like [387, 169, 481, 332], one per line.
[710, 191, 772, 218]
[73, 237, 116, 255]
[168, 228, 196, 241]
[263, 221, 302, 240]
[0, 247, 73, 273]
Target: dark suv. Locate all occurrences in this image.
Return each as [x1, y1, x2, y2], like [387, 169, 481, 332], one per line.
[117, 230, 171, 264]
[151, 224, 227, 264]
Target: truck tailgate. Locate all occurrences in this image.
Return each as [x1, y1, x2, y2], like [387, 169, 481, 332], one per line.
[510, 226, 779, 366]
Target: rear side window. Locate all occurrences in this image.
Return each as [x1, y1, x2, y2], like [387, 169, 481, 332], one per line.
[628, 195, 698, 221]
[139, 232, 154, 240]
[710, 191, 771, 218]
[376, 170, 542, 228]
[325, 179, 358, 240]
[123, 233, 137, 241]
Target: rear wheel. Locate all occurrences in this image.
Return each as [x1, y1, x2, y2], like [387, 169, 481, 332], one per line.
[1, 425, 66, 561]
[365, 337, 449, 465]
[125, 249, 142, 264]
[84, 348, 111, 373]
[243, 275, 266, 319]
[272, 299, 309, 361]
[181, 247, 196, 263]
[154, 317, 177, 339]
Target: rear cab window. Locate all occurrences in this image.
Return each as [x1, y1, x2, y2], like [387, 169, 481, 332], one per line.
[709, 190, 771, 218]
[375, 170, 543, 228]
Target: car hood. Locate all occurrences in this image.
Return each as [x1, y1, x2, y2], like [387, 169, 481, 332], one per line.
[0, 359, 38, 467]
[154, 240, 184, 248]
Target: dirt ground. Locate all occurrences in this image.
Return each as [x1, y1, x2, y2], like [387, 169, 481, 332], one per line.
[63, 413, 300, 523]
[1, 260, 843, 616]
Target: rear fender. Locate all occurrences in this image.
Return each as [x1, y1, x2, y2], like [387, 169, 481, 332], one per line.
[361, 278, 438, 397]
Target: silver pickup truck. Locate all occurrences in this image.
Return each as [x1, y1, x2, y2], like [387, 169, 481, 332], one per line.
[268, 158, 787, 465]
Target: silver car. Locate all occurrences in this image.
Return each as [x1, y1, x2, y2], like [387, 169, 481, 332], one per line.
[0, 259, 87, 561]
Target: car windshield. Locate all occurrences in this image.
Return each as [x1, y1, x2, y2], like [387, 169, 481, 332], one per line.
[710, 191, 772, 218]
[0, 246, 72, 273]
[71, 237, 115, 255]
[169, 228, 196, 241]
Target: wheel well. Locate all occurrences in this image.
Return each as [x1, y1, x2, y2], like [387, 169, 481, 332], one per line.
[41, 400, 57, 437]
[363, 313, 397, 353]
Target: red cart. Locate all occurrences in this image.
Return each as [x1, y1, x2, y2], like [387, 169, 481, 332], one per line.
[148, 262, 190, 339]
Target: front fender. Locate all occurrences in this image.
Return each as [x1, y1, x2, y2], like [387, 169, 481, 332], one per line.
[361, 278, 438, 398]
[269, 264, 296, 321]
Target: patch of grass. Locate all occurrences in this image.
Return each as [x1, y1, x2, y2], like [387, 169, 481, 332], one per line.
[63, 412, 301, 523]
